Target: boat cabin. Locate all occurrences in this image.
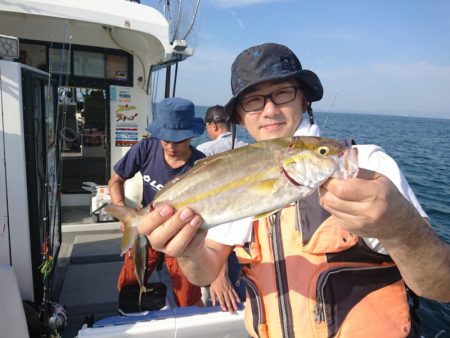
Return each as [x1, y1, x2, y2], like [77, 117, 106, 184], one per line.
[0, 1, 245, 337]
[0, 0, 192, 206]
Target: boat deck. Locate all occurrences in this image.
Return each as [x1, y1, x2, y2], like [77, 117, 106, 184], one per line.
[56, 206, 180, 337]
[55, 206, 124, 337]
[55, 207, 245, 338]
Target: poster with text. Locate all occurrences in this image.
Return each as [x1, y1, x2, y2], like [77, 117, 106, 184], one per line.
[110, 86, 140, 147]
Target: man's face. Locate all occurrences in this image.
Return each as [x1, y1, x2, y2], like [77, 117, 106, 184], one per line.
[160, 139, 191, 158]
[236, 80, 305, 141]
[205, 122, 216, 140]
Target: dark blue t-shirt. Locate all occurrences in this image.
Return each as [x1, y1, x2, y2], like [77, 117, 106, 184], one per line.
[113, 137, 206, 205]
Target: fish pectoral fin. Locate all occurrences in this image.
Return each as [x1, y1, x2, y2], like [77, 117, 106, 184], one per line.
[250, 179, 278, 193]
[121, 227, 137, 255]
[105, 204, 140, 255]
[104, 204, 138, 222]
[254, 209, 280, 220]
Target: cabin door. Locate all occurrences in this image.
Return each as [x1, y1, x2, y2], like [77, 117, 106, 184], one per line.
[59, 87, 110, 194]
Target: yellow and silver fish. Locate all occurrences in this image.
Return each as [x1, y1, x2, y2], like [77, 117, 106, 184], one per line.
[106, 136, 358, 306]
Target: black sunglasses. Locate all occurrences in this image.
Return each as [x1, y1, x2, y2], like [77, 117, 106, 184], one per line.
[239, 86, 299, 112]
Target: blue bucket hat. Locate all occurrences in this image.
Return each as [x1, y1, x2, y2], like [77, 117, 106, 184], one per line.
[146, 97, 205, 142]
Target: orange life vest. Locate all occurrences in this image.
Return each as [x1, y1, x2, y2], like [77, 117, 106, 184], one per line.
[235, 191, 419, 338]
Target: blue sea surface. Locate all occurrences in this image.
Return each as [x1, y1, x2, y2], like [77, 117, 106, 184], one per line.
[194, 107, 450, 337]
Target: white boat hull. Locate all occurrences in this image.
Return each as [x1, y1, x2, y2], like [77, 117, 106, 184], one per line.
[77, 306, 247, 338]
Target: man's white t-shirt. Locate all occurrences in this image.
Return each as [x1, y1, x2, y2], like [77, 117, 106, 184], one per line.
[197, 132, 247, 156]
[206, 120, 427, 254]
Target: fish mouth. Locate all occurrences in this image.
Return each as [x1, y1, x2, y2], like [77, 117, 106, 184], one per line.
[280, 166, 316, 189]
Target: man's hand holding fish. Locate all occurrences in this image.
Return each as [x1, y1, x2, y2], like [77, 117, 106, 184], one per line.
[320, 168, 450, 301]
[138, 204, 229, 286]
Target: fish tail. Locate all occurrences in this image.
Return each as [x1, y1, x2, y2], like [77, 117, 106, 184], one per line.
[138, 285, 147, 312]
[104, 204, 139, 254]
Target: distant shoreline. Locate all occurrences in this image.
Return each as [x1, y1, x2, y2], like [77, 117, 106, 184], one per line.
[194, 105, 450, 121]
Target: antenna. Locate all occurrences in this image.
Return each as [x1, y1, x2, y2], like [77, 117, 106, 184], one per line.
[153, 0, 201, 43]
[322, 90, 339, 130]
[182, 0, 201, 40]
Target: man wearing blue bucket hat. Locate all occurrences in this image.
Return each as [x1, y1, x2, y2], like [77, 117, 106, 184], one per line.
[108, 97, 206, 308]
[146, 97, 205, 143]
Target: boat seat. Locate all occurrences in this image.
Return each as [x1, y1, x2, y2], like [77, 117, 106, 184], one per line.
[0, 264, 29, 337]
[59, 103, 79, 149]
[83, 91, 106, 131]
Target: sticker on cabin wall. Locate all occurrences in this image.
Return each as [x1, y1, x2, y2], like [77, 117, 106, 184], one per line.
[118, 92, 131, 104]
[110, 86, 117, 101]
[110, 86, 140, 147]
[115, 104, 139, 146]
[115, 104, 138, 122]
[115, 123, 139, 147]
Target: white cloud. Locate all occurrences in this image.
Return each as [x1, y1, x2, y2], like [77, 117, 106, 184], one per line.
[317, 62, 450, 117]
[172, 44, 237, 106]
[230, 10, 245, 29]
[179, 45, 236, 74]
[372, 61, 450, 80]
[311, 29, 367, 43]
[167, 42, 450, 118]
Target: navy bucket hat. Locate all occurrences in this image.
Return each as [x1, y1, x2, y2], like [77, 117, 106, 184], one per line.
[146, 97, 205, 142]
[224, 43, 323, 122]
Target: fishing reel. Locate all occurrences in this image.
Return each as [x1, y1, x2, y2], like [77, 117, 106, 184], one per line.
[48, 302, 67, 333]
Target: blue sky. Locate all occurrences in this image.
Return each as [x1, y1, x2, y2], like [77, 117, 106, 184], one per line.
[144, 0, 450, 119]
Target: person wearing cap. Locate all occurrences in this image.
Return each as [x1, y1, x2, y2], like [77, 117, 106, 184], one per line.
[197, 105, 247, 156]
[136, 44, 450, 337]
[196, 105, 248, 312]
[108, 97, 206, 308]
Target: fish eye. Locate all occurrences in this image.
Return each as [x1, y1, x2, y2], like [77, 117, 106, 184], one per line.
[317, 146, 330, 156]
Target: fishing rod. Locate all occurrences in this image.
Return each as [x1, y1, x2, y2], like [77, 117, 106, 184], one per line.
[322, 90, 339, 130]
[38, 21, 72, 335]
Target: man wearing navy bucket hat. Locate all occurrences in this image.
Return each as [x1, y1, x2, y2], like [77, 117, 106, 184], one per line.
[137, 44, 450, 337]
[146, 97, 205, 143]
[108, 97, 206, 308]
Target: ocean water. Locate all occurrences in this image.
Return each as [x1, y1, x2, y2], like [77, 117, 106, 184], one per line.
[193, 107, 450, 337]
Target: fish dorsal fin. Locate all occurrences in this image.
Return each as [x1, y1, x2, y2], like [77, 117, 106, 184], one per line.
[154, 153, 231, 201]
[154, 175, 184, 200]
[192, 149, 235, 168]
[193, 140, 283, 171]
[192, 156, 214, 167]
[194, 141, 271, 167]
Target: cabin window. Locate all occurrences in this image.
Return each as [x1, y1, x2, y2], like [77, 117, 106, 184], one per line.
[19, 43, 46, 69]
[19, 39, 133, 85]
[74, 51, 106, 78]
[72, 51, 130, 82]
[49, 47, 71, 74]
[106, 54, 128, 81]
